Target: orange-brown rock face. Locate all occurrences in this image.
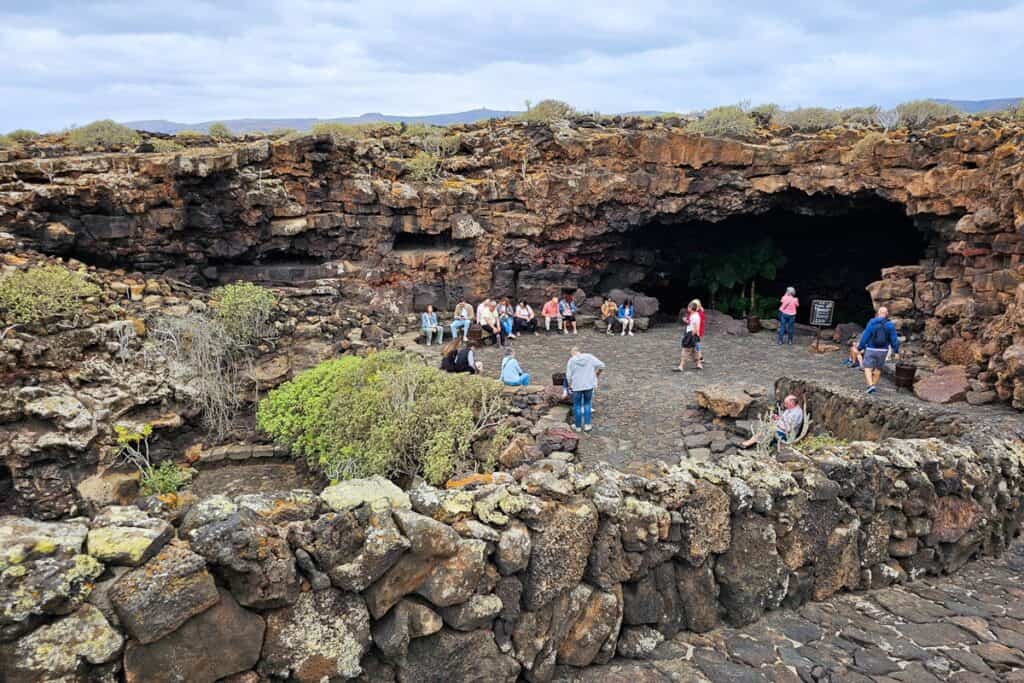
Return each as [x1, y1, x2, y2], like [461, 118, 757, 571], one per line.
[0, 118, 1022, 406]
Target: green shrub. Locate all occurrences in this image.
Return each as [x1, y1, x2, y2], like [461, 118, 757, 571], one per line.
[257, 352, 509, 484]
[895, 100, 961, 128]
[312, 121, 375, 141]
[271, 127, 299, 137]
[175, 129, 205, 141]
[794, 433, 848, 454]
[149, 138, 183, 153]
[852, 131, 886, 159]
[777, 107, 842, 132]
[998, 101, 1024, 120]
[405, 151, 440, 181]
[0, 135, 12, 149]
[141, 461, 194, 496]
[519, 99, 576, 123]
[210, 281, 276, 345]
[749, 103, 780, 125]
[7, 129, 40, 143]
[207, 122, 233, 139]
[840, 106, 880, 125]
[686, 105, 756, 138]
[67, 120, 141, 149]
[0, 265, 102, 325]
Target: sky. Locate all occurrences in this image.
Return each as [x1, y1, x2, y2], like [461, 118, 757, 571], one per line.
[3, 0, 1023, 131]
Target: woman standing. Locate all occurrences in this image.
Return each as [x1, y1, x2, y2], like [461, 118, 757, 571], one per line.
[676, 300, 704, 371]
[778, 286, 799, 346]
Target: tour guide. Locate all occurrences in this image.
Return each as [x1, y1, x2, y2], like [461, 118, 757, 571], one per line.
[857, 306, 900, 395]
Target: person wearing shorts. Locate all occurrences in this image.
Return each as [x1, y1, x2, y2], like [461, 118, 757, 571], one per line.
[857, 306, 899, 394]
[558, 294, 577, 335]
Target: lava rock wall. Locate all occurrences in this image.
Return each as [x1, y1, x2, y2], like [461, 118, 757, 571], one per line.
[2, 434, 1021, 682]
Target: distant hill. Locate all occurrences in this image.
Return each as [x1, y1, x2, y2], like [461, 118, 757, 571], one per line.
[933, 97, 1022, 113]
[123, 108, 521, 134]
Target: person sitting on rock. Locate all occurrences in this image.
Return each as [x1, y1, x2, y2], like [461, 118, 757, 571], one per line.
[857, 306, 899, 394]
[513, 299, 538, 335]
[450, 299, 474, 341]
[500, 347, 530, 386]
[420, 305, 444, 346]
[842, 338, 863, 369]
[558, 293, 578, 335]
[617, 299, 636, 336]
[440, 337, 461, 372]
[541, 295, 561, 332]
[497, 297, 516, 339]
[741, 394, 804, 448]
[600, 297, 618, 334]
[479, 301, 505, 346]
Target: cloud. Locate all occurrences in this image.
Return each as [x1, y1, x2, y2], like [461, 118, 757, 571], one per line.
[2, 0, 1022, 130]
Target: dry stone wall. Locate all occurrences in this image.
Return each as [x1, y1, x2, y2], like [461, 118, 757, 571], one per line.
[2, 433, 1021, 682]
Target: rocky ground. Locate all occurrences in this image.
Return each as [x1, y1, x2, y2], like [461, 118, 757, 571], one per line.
[559, 541, 1024, 682]
[471, 320, 1023, 469]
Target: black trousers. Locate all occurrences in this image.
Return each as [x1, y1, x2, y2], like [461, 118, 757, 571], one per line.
[513, 317, 537, 333]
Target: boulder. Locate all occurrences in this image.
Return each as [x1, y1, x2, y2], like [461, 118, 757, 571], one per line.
[372, 597, 443, 659]
[557, 585, 623, 667]
[392, 508, 461, 557]
[363, 553, 437, 619]
[523, 497, 599, 610]
[675, 561, 720, 632]
[438, 593, 503, 631]
[695, 383, 762, 418]
[616, 625, 664, 659]
[399, 628, 520, 683]
[714, 514, 789, 626]
[928, 496, 981, 544]
[320, 475, 411, 512]
[188, 510, 300, 608]
[676, 480, 731, 564]
[319, 509, 409, 592]
[235, 489, 320, 524]
[914, 365, 969, 404]
[86, 505, 173, 567]
[496, 521, 532, 575]
[179, 494, 238, 537]
[123, 589, 264, 683]
[607, 289, 660, 317]
[261, 588, 371, 682]
[415, 539, 488, 607]
[0, 605, 122, 683]
[704, 309, 748, 336]
[109, 542, 220, 644]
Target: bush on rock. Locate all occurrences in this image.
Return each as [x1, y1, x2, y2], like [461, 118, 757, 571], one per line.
[0, 265, 101, 325]
[257, 351, 509, 485]
[67, 120, 141, 149]
[686, 105, 755, 138]
[210, 281, 276, 345]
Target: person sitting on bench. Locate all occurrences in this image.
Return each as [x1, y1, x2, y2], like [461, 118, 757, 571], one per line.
[541, 296, 561, 332]
[558, 293, 578, 335]
[497, 297, 516, 339]
[513, 299, 538, 335]
[479, 301, 505, 346]
[451, 300, 473, 341]
[601, 297, 618, 334]
[617, 299, 636, 336]
[500, 347, 530, 386]
[420, 305, 444, 345]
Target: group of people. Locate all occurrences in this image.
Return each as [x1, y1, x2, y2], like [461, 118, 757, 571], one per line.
[424, 293, 585, 349]
[599, 297, 637, 336]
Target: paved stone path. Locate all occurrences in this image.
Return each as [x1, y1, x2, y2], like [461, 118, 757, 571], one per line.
[474, 323, 1022, 468]
[555, 542, 1024, 682]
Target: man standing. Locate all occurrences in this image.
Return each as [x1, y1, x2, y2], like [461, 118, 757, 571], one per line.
[857, 306, 899, 394]
[566, 347, 605, 433]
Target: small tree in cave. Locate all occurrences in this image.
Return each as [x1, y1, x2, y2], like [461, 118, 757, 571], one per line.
[688, 237, 787, 316]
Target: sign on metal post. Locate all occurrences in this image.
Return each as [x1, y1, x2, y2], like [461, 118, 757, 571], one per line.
[809, 299, 835, 351]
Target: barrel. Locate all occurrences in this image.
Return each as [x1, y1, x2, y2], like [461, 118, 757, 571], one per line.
[893, 363, 917, 389]
[552, 372, 566, 387]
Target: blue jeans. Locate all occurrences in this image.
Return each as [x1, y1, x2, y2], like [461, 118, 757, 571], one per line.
[572, 389, 594, 428]
[778, 313, 795, 344]
[501, 318, 513, 336]
[451, 319, 470, 339]
[504, 373, 530, 387]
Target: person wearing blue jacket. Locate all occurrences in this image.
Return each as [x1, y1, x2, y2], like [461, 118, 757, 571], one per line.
[420, 305, 444, 346]
[617, 299, 636, 336]
[499, 348, 530, 386]
[857, 306, 900, 394]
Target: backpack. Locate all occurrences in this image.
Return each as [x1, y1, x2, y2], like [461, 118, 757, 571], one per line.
[868, 320, 890, 348]
[454, 348, 472, 372]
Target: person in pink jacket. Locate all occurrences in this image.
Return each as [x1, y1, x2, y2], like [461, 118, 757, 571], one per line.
[778, 286, 799, 345]
[541, 296, 561, 333]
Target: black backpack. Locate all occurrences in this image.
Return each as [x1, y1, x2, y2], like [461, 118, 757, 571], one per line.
[869, 321, 890, 348]
[454, 348, 472, 372]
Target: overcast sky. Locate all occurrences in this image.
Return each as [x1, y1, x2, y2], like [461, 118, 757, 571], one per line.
[3, 1, 1023, 131]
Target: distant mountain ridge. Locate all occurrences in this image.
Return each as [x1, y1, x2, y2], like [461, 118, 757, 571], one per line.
[123, 108, 521, 134]
[932, 97, 1022, 113]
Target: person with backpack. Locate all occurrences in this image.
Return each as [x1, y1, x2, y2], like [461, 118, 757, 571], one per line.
[453, 341, 482, 374]
[566, 347, 605, 432]
[857, 306, 899, 394]
[617, 299, 636, 336]
[499, 347, 530, 386]
[777, 286, 799, 346]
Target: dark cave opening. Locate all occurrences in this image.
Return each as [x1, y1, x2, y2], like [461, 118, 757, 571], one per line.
[602, 196, 932, 325]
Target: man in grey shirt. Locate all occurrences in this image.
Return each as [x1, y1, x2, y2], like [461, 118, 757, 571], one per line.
[566, 347, 605, 433]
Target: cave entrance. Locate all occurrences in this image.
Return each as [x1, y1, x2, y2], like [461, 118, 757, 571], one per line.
[604, 196, 931, 324]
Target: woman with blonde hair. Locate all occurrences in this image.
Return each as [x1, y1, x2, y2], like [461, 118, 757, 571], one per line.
[676, 300, 705, 371]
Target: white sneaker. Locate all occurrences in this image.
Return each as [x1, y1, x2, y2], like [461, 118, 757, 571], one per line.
[621, 330, 625, 336]
[583, 425, 593, 433]
[628, 331, 634, 336]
